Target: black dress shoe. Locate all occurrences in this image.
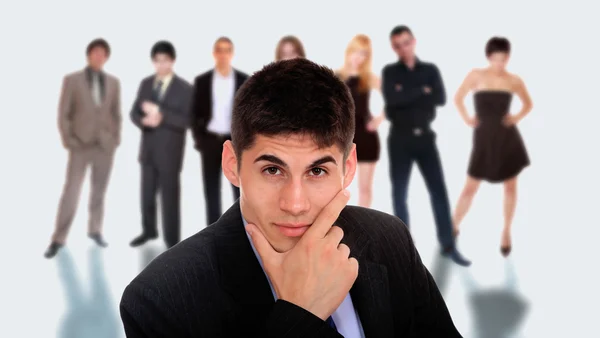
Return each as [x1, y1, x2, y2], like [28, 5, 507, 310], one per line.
[130, 234, 158, 247]
[44, 242, 63, 259]
[88, 233, 108, 248]
[441, 246, 472, 267]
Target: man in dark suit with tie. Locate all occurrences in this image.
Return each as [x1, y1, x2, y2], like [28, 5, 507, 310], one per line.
[129, 41, 192, 249]
[190, 36, 249, 226]
[120, 59, 462, 337]
[45, 38, 121, 258]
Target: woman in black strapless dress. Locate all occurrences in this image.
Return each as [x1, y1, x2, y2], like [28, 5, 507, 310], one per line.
[451, 37, 533, 257]
[336, 34, 385, 208]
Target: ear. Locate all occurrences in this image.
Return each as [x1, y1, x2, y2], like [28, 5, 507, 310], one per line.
[222, 140, 240, 188]
[342, 144, 358, 189]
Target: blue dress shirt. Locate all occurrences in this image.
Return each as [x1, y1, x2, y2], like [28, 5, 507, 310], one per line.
[242, 216, 365, 337]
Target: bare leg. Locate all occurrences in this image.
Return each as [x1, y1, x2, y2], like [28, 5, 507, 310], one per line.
[357, 162, 377, 208]
[452, 176, 482, 236]
[501, 177, 518, 256]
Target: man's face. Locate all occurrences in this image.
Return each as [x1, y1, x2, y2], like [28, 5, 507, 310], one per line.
[390, 32, 415, 59]
[213, 41, 233, 67]
[87, 47, 108, 70]
[152, 53, 174, 76]
[222, 134, 357, 252]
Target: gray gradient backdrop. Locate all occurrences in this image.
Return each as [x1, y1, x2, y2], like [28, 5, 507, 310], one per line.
[1, 0, 598, 337]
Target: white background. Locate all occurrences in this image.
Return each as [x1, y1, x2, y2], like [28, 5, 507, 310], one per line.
[1, 0, 599, 337]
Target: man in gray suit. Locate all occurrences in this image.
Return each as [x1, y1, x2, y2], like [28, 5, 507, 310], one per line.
[45, 38, 121, 259]
[129, 41, 192, 249]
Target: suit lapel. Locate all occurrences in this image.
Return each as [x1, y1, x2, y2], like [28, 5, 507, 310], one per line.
[206, 70, 214, 121]
[214, 202, 276, 330]
[338, 210, 395, 337]
[78, 70, 97, 108]
[234, 69, 243, 91]
[101, 75, 113, 109]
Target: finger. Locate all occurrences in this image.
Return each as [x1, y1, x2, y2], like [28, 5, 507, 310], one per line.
[304, 190, 350, 239]
[347, 257, 359, 278]
[325, 225, 344, 245]
[338, 243, 351, 258]
[246, 223, 278, 264]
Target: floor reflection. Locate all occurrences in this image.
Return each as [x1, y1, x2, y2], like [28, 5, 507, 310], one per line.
[55, 248, 120, 338]
[461, 260, 530, 338]
[431, 256, 529, 338]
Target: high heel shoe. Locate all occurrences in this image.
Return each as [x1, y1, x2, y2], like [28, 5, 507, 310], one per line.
[500, 232, 512, 257]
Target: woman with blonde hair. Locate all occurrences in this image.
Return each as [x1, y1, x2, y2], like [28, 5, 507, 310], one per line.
[336, 34, 385, 208]
[275, 35, 306, 61]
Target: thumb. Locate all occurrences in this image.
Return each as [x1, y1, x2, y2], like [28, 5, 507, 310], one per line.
[246, 223, 278, 263]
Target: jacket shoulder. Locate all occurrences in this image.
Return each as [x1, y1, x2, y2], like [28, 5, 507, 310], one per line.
[340, 206, 411, 242]
[194, 70, 213, 82]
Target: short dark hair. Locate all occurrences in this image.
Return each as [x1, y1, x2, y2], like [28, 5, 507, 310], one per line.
[151, 40, 176, 60]
[390, 25, 413, 38]
[485, 37, 511, 56]
[86, 38, 110, 57]
[231, 58, 355, 163]
[214, 36, 233, 48]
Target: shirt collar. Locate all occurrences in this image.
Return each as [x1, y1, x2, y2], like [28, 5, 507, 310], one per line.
[155, 73, 174, 87]
[398, 56, 422, 69]
[214, 68, 234, 80]
[85, 66, 103, 77]
[241, 214, 278, 300]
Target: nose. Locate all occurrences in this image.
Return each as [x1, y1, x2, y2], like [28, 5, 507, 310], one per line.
[279, 179, 310, 216]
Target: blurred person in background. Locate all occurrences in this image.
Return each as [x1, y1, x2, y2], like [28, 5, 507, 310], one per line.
[129, 41, 192, 249]
[275, 35, 306, 61]
[335, 34, 384, 208]
[451, 36, 533, 257]
[382, 25, 470, 266]
[190, 37, 250, 226]
[45, 38, 121, 259]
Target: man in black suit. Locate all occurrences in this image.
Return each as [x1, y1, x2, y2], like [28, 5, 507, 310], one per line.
[129, 41, 192, 249]
[382, 25, 471, 267]
[190, 36, 249, 226]
[120, 59, 462, 337]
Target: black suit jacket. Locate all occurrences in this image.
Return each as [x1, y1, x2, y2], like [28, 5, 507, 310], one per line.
[190, 69, 249, 150]
[130, 75, 192, 173]
[120, 202, 462, 337]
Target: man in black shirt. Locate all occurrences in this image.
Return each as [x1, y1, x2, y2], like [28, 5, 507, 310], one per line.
[382, 25, 471, 266]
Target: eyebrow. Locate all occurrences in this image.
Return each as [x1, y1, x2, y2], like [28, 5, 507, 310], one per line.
[254, 154, 337, 169]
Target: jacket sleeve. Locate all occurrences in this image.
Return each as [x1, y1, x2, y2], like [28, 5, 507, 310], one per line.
[382, 66, 425, 109]
[259, 300, 343, 338]
[57, 75, 78, 149]
[158, 81, 192, 132]
[130, 80, 145, 130]
[120, 282, 342, 337]
[112, 78, 122, 145]
[427, 65, 446, 107]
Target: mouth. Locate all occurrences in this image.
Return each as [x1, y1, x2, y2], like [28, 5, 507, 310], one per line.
[274, 223, 311, 237]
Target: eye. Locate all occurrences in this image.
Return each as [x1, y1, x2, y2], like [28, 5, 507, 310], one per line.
[263, 167, 281, 176]
[309, 167, 327, 177]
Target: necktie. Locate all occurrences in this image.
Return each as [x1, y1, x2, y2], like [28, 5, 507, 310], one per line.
[91, 73, 102, 106]
[326, 316, 337, 331]
[152, 80, 163, 102]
